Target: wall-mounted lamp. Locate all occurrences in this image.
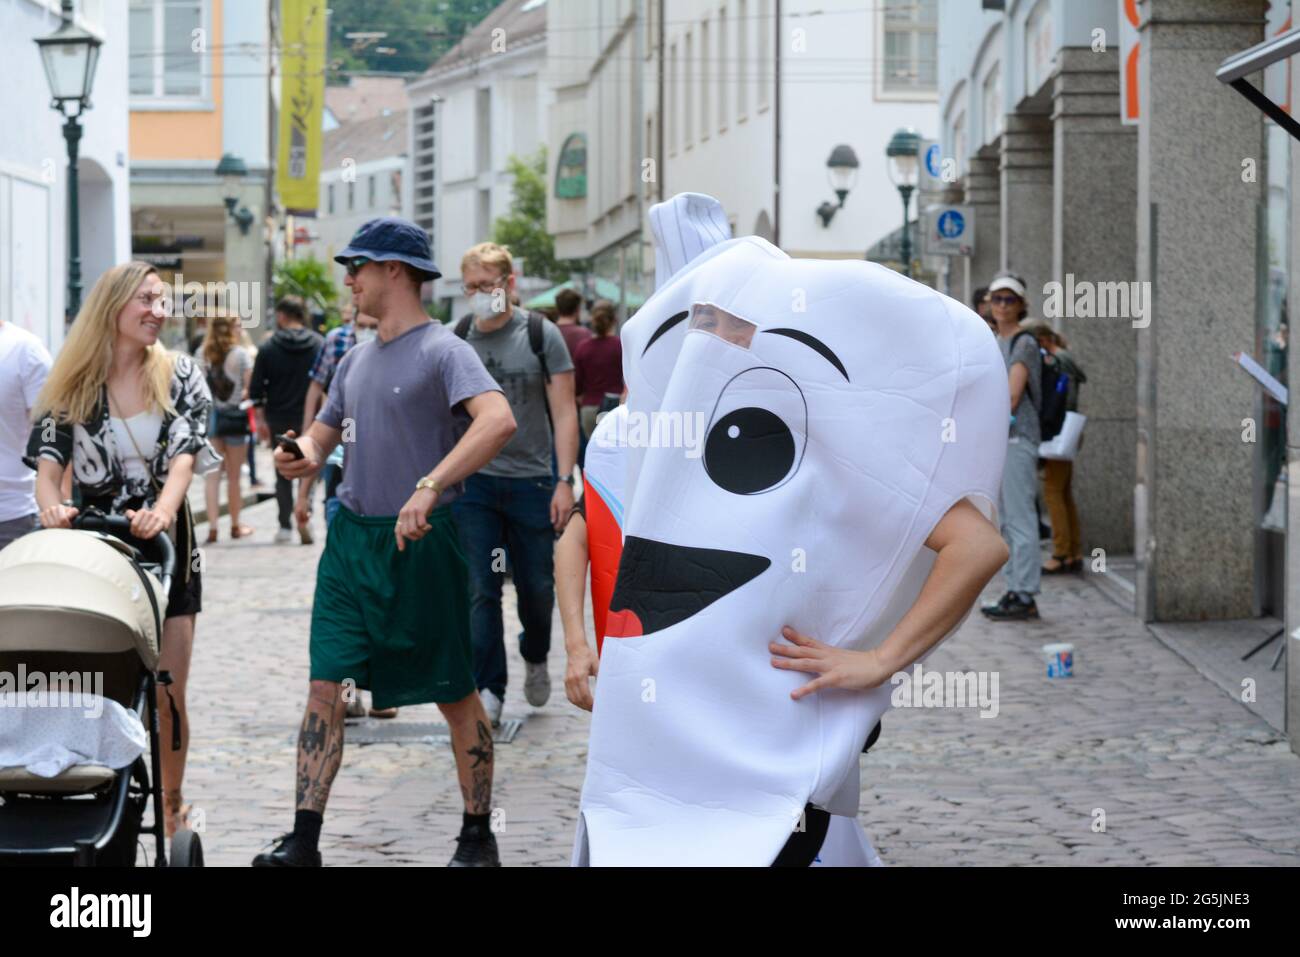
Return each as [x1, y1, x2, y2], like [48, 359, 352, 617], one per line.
[816, 144, 861, 227]
[216, 153, 256, 235]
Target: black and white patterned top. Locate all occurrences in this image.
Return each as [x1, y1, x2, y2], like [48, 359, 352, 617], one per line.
[24, 352, 220, 514]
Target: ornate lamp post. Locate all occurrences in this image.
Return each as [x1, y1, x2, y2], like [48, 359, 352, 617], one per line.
[885, 128, 921, 279]
[35, 0, 103, 321]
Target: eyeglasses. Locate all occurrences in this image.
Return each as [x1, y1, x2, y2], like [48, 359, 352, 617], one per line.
[461, 277, 508, 296]
[344, 257, 371, 278]
[989, 294, 1020, 306]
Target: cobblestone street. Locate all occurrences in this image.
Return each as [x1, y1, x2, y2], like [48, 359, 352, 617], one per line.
[183, 497, 1300, 867]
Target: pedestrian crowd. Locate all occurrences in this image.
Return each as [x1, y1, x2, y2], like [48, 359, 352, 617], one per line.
[0, 214, 1078, 866]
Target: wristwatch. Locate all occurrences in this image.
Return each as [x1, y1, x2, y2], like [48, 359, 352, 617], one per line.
[416, 477, 442, 495]
[559, 474, 576, 487]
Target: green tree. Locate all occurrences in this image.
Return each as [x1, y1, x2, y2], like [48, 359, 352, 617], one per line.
[492, 147, 590, 283]
[273, 256, 338, 319]
[325, 0, 501, 83]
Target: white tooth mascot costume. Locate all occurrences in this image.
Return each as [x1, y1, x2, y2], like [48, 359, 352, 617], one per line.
[573, 193, 1009, 866]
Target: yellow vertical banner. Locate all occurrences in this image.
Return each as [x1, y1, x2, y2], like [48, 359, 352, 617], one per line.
[277, 0, 326, 213]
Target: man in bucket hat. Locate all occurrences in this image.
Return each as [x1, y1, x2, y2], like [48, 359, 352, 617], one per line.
[253, 217, 517, 867]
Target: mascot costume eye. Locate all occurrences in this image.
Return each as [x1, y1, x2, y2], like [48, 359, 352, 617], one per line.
[572, 193, 1009, 866]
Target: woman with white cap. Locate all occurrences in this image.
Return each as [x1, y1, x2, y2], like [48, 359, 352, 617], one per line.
[981, 272, 1043, 621]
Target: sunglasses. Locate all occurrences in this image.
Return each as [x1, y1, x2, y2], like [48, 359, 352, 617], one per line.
[989, 294, 1021, 306]
[344, 256, 371, 278]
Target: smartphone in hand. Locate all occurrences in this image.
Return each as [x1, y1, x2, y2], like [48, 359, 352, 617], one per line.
[274, 434, 305, 460]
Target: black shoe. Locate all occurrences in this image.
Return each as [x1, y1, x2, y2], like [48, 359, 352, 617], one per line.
[251, 832, 322, 867]
[448, 823, 500, 867]
[982, 592, 1039, 621]
[980, 591, 1014, 616]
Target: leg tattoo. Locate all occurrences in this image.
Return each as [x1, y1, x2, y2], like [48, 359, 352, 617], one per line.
[296, 687, 345, 813]
[456, 719, 494, 815]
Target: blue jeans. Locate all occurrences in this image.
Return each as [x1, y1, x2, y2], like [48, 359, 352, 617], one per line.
[322, 462, 343, 527]
[451, 473, 556, 699]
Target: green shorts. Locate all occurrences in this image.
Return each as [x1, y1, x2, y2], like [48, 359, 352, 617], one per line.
[310, 506, 475, 709]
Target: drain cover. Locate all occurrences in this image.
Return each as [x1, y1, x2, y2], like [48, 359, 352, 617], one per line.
[343, 718, 522, 746]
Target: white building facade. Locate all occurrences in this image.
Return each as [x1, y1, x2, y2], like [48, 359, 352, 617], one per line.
[2, 0, 132, 352]
[406, 0, 550, 315]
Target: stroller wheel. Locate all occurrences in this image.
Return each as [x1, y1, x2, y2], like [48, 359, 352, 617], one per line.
[169, 828, 205, 867]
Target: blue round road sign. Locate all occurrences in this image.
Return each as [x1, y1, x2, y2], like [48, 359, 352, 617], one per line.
[937, 210, 965, 239]
[925, 144, 942, 179]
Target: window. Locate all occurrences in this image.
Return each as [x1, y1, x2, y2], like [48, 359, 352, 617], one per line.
[719, 7, 728, 130]
[1024, 1, 1054, 96]
[327, 184, 335, 215]
[368, 175, 377, 208]
[701, 18, 711, 139]
[951, 111, 966, 180]
[879, 0, 937, 97]
[129, 0, 205, 100]
[982, 64, 1003, 144]
[685, 30, 694, 147]
[737, 0, 749, 118]
[758, 0, 771, 109]
[670, 43, 678, 154]
[347, 181, 355, 212]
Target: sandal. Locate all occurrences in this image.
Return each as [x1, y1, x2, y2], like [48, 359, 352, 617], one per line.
[368, 707, 399, 719]
[206, 528, 218, 544]
[1042, 555, 1071, 575]
[230, 524, 254, 539]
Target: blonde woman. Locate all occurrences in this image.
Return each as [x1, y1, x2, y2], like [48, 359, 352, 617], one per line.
[199, 313, 254, 541]
[25, 261, 218, 837]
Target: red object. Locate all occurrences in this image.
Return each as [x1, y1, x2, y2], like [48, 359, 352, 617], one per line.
[584, 472, 624, 653]
[574, 336, 624, 408]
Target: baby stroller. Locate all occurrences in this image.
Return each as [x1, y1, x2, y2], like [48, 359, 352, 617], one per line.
[0, 510, 203, 866]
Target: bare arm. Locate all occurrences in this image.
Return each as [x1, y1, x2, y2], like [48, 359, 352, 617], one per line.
[557, 511, 598, 710]
[546, 371, 579, 530]
[274, 420, 343, 481]
[36, 459, 77, 528]
[771, 498, 1009, 699]
[1009, 362, 1029, 411]
[301, 380, 326, 436]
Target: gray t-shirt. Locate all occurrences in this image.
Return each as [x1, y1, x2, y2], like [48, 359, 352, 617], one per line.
[318, 320, 501, 516]
[462, 310, 573, 478]
[998, 331, 1042, 445]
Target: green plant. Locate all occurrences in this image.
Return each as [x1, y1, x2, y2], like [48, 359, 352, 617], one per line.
[273, 257, 338, 314]
[492, 147, 591, 284]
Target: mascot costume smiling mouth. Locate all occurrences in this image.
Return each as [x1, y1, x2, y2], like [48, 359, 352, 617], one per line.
[572, 193, 1009, 867]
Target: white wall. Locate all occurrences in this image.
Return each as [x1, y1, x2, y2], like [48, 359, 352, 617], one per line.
[661, 0, 939, 257]
[221, 0, 270, 174]
[306, 155, 408, 293]
[411, 39, 550, 299]
[1, 0, 131, 351]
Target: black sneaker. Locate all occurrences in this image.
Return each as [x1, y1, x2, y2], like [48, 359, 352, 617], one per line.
[251, 832, 322, 867]
[982, 592, 1039, 621]
[448, 823, 500, 867]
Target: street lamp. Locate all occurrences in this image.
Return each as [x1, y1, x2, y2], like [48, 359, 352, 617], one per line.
[216, 153, 256, 236]
[35, 0, 102, 321]
[885, 127, 921, 279]
[816, 144, 860, 227]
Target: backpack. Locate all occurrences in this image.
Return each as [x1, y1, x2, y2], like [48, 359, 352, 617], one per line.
[1011, 331, 1068, 441]
[205, 352, 237, 404]
[455, 310, 552, 425]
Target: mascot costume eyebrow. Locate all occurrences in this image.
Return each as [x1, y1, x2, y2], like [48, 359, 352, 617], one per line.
[572, 193, 1008, 867]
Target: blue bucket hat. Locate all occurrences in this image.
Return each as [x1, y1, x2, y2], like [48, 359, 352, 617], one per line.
[334, 217, 441, 281]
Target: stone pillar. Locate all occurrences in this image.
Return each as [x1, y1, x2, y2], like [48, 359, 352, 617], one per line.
[1051, 47, 1138, 559]
[1135, 0, 1264, 621]
[962, 151, 1002, 305]
[1000, 113, 1054, 318]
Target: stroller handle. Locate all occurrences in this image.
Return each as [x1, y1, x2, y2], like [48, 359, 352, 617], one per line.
[73, 510, 176, 597]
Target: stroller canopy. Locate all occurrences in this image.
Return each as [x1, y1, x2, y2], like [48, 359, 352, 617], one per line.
[0, 529, 163, 670]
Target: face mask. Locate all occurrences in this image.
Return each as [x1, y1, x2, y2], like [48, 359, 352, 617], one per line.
[355, 328, 377, 346]
[470, 291, 501, 319]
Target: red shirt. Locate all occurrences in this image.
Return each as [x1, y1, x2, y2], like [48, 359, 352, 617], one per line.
[573, 334, 624, 407]
[557, 321, 593, 362]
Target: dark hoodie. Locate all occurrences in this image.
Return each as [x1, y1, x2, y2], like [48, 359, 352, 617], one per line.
[249, 325, 324, 428]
